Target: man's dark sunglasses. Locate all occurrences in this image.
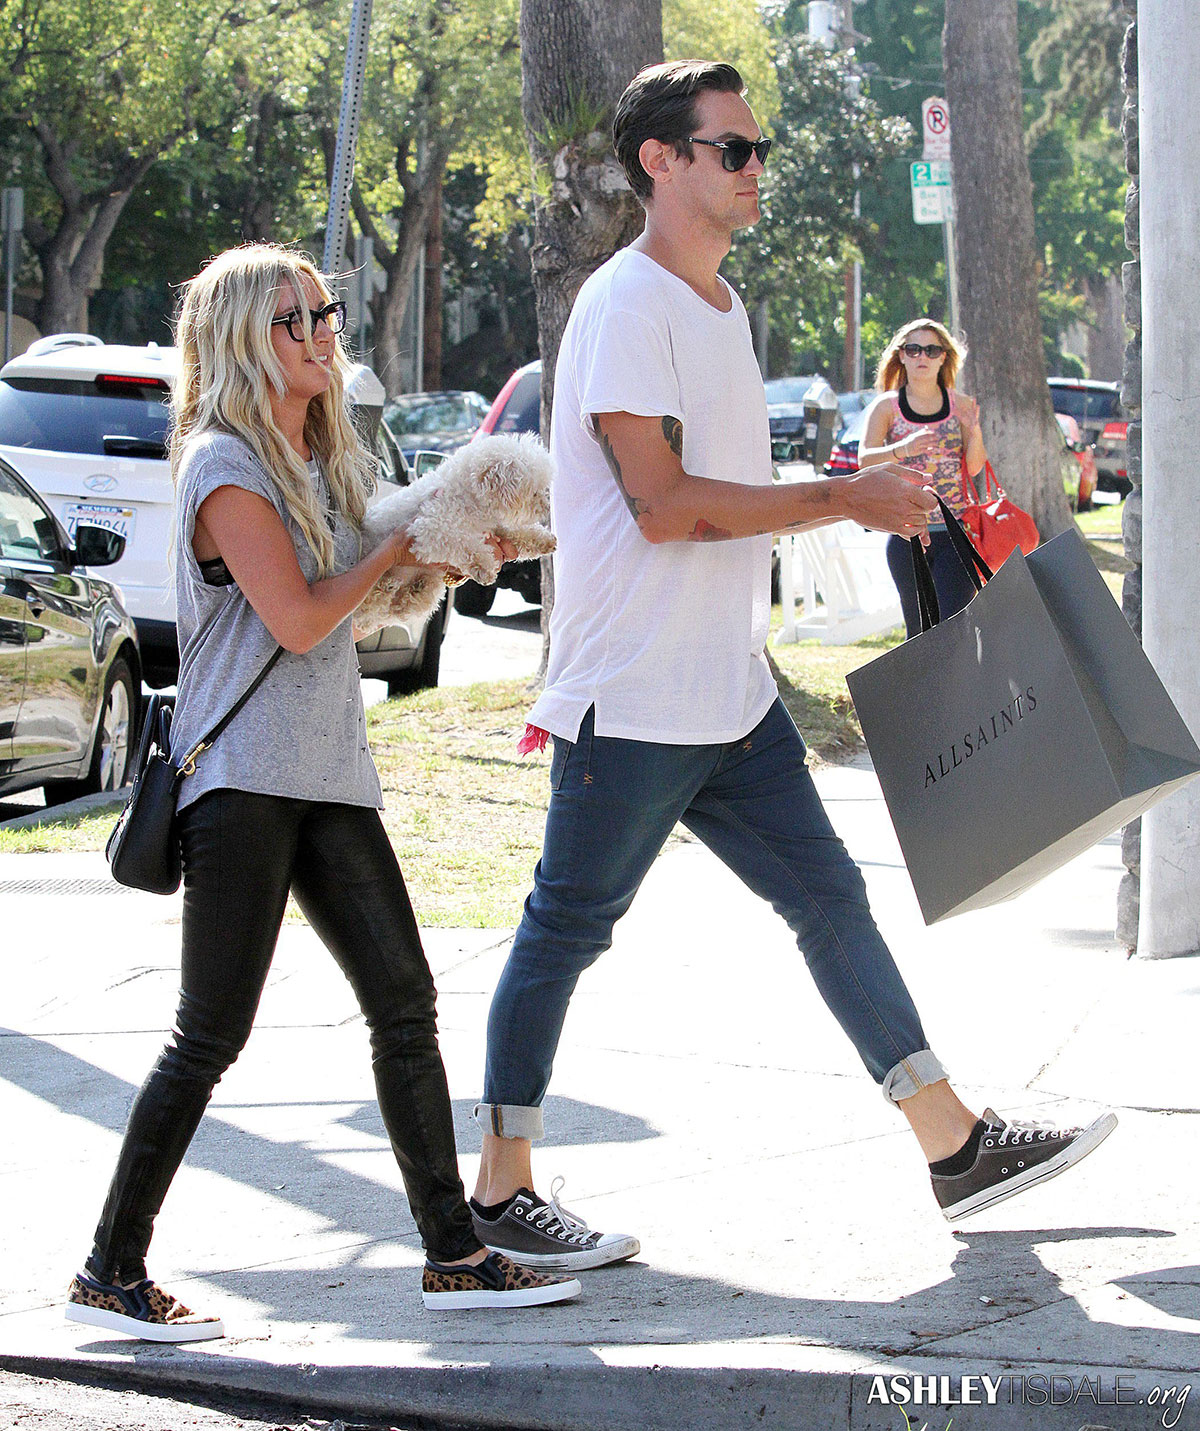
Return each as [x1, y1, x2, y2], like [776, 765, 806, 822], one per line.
[687, 135, 772, 172]
[900, 342, 946, 359]
[271, 300, 347, 343]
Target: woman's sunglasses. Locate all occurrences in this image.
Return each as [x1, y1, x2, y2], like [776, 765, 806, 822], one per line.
[687, 135, 772, 172]
[271, 300, 347, 344]
[900, 342, 946, 359]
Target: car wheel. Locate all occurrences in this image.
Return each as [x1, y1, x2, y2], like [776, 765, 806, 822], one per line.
[385, 598, 446, 697]
[43, 657, 137, 804]
[454, 579, 496, 617]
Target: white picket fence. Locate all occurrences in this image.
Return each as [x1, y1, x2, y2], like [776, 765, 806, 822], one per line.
[775, 522, 903, 646]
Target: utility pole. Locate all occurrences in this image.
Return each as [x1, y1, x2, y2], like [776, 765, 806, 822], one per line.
[2, 188, 23, 364]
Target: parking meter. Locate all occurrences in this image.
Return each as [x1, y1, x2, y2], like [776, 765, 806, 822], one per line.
[802, 379, 840, 469]
[346, 363, 385, 446]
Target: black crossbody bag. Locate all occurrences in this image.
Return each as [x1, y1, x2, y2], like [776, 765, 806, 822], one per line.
[106, 647, 283, 893]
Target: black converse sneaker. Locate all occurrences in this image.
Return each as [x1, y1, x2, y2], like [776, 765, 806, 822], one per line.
[470, 1178, 640, 1271]
[931, 1107, 1118, 1222]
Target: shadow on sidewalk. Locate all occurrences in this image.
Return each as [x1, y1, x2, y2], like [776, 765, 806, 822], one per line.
[5, 1028, 1192, 1365]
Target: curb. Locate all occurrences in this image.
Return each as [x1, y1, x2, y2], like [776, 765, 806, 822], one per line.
[0, 788, 128, 831]
[0, 1344, 1184, 1431]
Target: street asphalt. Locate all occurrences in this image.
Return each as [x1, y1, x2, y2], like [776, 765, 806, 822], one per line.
[1, 751, 1197, 1431]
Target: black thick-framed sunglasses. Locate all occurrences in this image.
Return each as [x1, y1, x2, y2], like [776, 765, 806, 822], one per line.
[900, 342, 946, 359]
[687, 135, 772, 172]
[271, 300, 347, 343]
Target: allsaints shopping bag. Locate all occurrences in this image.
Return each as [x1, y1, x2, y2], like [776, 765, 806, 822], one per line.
[846, 515, 1200, 924]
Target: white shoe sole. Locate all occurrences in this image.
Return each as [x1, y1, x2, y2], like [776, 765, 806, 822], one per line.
[66, 1301, 225, 1342]
[941, 1111, 1118, 1222]
[481, 1234, 641, 1271]
[422, 1276, 582, 1309]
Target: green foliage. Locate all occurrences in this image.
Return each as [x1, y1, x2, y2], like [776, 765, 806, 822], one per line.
[727, 19, 912, 379]
[839, 0, 1126, 383]
[1026, 0, 1125, 146]
[664, 0, 780, 123]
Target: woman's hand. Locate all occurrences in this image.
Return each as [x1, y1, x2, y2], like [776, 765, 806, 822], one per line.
[896, 429, 938, 461]
[383, 531, 519, 584]
[956, 393, 981, 437]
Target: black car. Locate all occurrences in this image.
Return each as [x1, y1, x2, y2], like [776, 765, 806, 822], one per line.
[1, 455, 141, 804]
[764, 374, 827, 461]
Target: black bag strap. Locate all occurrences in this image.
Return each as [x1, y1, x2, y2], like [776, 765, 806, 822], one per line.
[935, 494, 994, 587]
[175, 645, 284, 777]
[907, 497, 994, 635]
[909, 537, 941, 633]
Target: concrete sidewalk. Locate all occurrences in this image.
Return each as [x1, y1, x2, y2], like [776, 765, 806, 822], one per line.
[1, 758, 1197, 1430]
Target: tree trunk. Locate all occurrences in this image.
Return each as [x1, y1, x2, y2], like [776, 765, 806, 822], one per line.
[32, 182, 147, 334]
[519, 0, 662, 672]
[943, 0, 1072, 537]
[26, 125, 155, 335]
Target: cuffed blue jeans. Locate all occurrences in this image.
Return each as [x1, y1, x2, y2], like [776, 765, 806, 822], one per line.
[476, 700, 945, 1142]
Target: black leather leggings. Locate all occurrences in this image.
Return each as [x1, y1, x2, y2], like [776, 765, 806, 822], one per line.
[86, 789, 481, 1278]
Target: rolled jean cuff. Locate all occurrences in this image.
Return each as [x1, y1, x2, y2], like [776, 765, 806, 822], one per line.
[473, 1101, 544, 1141]
[881, 1049, 947, 1103]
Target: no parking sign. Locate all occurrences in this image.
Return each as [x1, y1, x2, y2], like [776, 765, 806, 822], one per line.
[922, 97, 951, 161]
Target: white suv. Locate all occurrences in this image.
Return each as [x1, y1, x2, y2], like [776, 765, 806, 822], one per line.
[0, 336, 449, 691]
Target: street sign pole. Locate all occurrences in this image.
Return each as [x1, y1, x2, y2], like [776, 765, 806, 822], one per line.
[919, 98, 957, 333]
[323, 0, 373, 278]
[943, 212, 960, 336]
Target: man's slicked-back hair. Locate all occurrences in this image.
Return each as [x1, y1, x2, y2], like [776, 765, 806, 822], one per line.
[613, 60, 746, 203]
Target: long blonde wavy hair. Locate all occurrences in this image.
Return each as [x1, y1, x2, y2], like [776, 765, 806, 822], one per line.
[171, 243, 375, 576]
[875, 318, 966, 393]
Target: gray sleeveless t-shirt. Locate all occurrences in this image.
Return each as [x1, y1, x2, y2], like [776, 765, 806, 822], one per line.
[170, 429, 382, 814]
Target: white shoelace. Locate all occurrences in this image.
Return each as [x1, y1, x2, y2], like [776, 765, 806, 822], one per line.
[530, 1177, 593, 1244]
[990, 1116, 1055, 1147]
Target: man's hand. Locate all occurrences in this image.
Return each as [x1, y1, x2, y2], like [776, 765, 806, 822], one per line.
[842, 463, 939, 542]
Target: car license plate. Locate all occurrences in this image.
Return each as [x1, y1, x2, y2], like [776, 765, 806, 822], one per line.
[63, 502, 136, 543]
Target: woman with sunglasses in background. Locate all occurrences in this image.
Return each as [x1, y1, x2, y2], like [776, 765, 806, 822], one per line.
[65, 243, 579, 1343]
[859, 319, 987, 638]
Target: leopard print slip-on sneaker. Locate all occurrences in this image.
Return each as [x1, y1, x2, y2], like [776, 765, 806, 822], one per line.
[422, 1250, 582, 1309]
[66, 1272, 224, 1342]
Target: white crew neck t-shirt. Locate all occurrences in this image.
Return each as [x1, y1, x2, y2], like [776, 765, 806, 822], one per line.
[527, 247, 777, 745]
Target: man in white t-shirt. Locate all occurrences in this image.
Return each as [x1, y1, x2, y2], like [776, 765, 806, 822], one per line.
[468, 61, 1116, 1271]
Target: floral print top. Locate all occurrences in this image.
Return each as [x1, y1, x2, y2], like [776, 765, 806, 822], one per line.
[885, 386, 969, 518]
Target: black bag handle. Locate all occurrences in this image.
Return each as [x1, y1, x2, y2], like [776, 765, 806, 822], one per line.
[910, 534, 940, 631]
[129, 692, 168, 785]
[908, 497, 994, 635]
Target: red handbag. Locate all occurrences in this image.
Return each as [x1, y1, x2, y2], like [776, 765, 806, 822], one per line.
[958, 458, 1039, 571]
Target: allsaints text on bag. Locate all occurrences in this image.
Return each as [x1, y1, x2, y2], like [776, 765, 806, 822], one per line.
[924, 685, 1037, 787]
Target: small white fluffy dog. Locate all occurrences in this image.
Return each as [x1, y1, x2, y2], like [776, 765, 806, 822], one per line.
[356, 432, 556, 635]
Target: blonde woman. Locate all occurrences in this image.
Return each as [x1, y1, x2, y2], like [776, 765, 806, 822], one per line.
[859, 320, 987, 637]
[66, 244, 578, 1340]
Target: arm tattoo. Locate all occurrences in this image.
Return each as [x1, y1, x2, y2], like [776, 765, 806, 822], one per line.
[689, 517, 734, 542]
[661, 415, 683, 458]
[598, 426, 652, 528]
